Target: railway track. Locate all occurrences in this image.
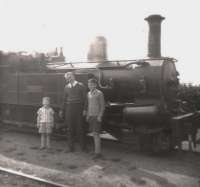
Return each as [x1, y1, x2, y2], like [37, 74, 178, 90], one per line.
[0, 166, 70, 187]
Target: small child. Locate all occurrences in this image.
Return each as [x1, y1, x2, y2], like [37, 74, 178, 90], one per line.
[84, 78, 105, 159]
[37, 97, 54, 149]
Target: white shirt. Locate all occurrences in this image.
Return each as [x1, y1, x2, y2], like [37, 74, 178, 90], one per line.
[67, 80, 78, 88]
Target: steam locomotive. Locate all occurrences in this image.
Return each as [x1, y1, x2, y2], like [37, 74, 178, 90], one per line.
[0, 15, 198, 152]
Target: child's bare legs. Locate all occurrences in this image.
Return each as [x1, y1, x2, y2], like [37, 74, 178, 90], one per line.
[93, 132, 101, 154]
[46, 133, 51, 148]
[40, 133, 51, 149]
[40, 133, 45, 149]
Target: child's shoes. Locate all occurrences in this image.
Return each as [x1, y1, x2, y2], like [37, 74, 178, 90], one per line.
[92, 153, 104, 160]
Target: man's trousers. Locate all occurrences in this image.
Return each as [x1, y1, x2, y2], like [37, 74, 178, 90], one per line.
[65, 103, 86, 150]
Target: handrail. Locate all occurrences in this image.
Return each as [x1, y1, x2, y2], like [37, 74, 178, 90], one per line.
[47, 57, 177, 67]
[97, 68, 112, 89]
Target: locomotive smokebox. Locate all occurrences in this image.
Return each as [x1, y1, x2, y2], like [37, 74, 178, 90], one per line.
[145, 14, 165, 58]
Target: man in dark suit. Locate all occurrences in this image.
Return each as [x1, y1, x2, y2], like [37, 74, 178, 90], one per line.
[60, 72, 87, 152]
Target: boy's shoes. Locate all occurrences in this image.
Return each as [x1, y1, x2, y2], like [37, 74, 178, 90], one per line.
[39, 146, 45, 150]
[46, 148, 54, 153]
[92, 153, 104, 160]
[46, 147, 52, 151]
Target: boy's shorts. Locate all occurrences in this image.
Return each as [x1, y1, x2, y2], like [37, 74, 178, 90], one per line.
[88, 116, 101, 133]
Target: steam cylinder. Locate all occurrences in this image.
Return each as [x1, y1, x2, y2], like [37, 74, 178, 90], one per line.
[123, 105, 159, 124]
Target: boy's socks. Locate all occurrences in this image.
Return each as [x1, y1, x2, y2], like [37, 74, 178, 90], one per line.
[41, 134, 45, 148]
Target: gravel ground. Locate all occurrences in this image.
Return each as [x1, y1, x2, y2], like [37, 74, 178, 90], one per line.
[0, 127, 200, 187]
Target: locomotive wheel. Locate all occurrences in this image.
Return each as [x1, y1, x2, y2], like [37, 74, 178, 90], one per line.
[152, 132, 172, 153]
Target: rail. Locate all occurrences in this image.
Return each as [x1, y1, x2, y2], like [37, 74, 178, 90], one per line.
[0, 166, 69, 187]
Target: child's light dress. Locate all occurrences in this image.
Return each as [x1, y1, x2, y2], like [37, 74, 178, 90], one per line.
[37, 107, 54, 134]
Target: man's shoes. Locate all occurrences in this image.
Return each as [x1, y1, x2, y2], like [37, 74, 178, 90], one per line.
[81, 147, 89, 153]
[69, 147, 75, 152]
[65, 147, 75, 153]
[39, 146, 45, 150]
[92, 153, 104, 160]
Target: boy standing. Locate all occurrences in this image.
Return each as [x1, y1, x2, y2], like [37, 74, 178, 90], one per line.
[84, 78, 105, 159]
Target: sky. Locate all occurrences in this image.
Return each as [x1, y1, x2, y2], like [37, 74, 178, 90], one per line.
[0, 0, 199, 84]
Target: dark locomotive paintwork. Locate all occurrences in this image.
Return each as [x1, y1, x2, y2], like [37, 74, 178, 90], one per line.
[0, 57, 181, 152]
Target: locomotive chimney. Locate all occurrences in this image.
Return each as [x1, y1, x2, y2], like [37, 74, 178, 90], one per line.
[145, 14, 165, 58]
[87, 36, 108, 62]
